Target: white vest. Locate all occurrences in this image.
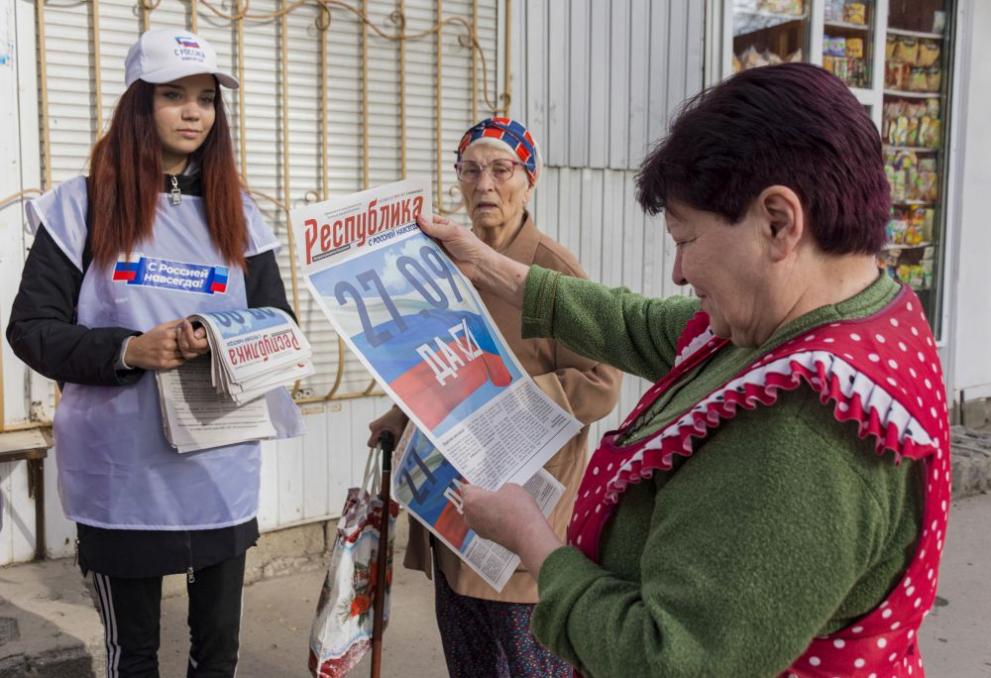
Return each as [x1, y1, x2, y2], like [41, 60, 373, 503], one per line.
[26, 176, 304, 530]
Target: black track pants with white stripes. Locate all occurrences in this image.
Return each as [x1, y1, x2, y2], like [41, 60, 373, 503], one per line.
[91, 554, 246, 678]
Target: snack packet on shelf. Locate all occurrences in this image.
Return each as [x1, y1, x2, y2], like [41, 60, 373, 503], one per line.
[823, 55, 835, 77]
[893, 115, 909, 146]
[886, 213, 908, 245]
[907, 208, 927, 245]
[918, 41, 941, 67]
[921, 261, 934, 289]
[844, 2, 867, 24]
[906, 115, 920, 147]
[918, 116, 933, 149]
[923, 209, 936, 241]
[926, 118, 941, 148]
[891, 167, 906, 203]
[846, 38, 864, 59]
[894, 37, 919, 65]
[886, 61, 911, 90]
[825, 0, 844, 22]
[906, 165, 920, 201]
[909, 67, 929, 92]
[918, 159, 938, 203]
[886, 35, 897, 60]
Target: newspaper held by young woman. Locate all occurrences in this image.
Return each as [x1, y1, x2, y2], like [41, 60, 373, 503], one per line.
[187, 307, 314, 404]
[155, 307, 313, 453]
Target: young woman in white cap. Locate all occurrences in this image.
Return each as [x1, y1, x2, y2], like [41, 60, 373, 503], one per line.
[7, 28, 301, 677]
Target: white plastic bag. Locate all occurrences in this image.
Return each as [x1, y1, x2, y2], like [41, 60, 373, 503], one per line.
[308, 448, 397, 678]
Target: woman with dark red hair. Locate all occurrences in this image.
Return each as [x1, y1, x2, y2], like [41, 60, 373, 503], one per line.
[419, 64, 949, 678]
[6, 29, 298, 677]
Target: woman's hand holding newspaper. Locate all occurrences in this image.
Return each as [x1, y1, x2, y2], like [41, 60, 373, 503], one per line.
[177, 319, 210, 360]
[459, 483, 563, 579]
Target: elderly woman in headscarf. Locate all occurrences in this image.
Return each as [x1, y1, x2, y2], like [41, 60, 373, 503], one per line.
[419, 65, 950, 678]
[368, 117, 621, 677]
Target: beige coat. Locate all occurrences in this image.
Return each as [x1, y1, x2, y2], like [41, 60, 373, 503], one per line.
[403, 213, 622, 603]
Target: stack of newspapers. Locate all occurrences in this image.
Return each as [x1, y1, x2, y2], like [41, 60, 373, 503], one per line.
[192, 307, 315, 405]
[156, 307, 314, 453]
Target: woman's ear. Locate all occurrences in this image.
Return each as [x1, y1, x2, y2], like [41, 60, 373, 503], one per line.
[757, 185, 804, 261]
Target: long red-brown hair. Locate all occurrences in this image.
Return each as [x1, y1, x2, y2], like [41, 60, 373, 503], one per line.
[88, 79, 247, 268]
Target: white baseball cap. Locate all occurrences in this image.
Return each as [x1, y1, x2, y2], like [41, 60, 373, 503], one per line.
[125, 28, 239, 89]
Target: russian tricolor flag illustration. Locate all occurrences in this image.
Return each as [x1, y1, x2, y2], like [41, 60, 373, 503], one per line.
[352, 309, 515, 432]
[208, 267, 229, 294]
[398, 435, 472, 550]
[112, 260, 141, 282]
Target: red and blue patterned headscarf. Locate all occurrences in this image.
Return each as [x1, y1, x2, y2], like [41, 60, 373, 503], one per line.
[456, 117, 541, 185]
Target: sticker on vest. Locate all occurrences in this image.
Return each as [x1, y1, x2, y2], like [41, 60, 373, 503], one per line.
[112, 253, 229, 295]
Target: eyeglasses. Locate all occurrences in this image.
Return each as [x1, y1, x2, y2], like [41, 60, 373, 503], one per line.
[454, 159, 524, 184]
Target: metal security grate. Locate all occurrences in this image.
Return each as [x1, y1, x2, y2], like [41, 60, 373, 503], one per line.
[0, 0, 510, 431]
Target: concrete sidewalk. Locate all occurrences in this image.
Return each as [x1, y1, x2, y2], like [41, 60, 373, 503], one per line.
[158, 518, 445, 678]
[3, 494, 991, 677]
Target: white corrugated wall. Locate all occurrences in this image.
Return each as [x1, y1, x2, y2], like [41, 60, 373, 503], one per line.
[510, 0, 706, 441]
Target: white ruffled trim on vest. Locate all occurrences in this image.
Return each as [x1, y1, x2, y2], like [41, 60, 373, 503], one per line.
[606, 350, 935, 504]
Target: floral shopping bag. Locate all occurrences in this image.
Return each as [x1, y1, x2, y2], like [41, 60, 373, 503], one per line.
[308, 448, 398, 678]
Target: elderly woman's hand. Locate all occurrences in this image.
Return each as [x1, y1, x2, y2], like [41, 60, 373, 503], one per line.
[367, 406, 408, 449]
[417, 214, 488, 281]
[461, 483, 564, 577]
[418, 214, 531, 309]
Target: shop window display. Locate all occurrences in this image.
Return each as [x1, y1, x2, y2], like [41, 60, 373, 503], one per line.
[880, 0, 952, 335]
[732, 1, 808, 72]
[822, 1, 873, 88]
[724, 0, 955, 338]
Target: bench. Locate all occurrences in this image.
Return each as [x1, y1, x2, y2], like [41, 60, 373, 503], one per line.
[0, 428, 53, 561]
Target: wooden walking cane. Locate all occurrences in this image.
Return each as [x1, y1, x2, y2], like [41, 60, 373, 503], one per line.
[370, 430, 395, 678]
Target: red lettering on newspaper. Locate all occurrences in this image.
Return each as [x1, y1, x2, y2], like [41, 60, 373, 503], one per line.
[303, 195, 425, 264]
[226, 331, 302, 366]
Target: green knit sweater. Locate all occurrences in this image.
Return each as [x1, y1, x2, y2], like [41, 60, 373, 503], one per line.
[522, 268, 922, 678]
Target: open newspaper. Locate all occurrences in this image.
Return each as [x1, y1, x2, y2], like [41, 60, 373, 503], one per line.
[155, 307, 314, 453]
[292, 177, 580, 592]
[392, 425, 564, 592]
[291, 178, 582, 491]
